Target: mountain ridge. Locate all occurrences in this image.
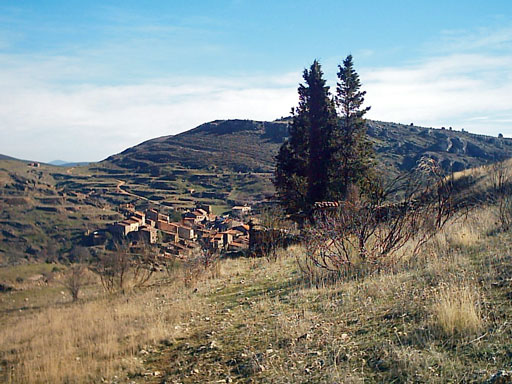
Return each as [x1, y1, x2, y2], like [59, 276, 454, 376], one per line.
[105, 118, 512, 176]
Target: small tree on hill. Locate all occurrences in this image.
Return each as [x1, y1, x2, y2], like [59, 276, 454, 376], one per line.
[62, 264, 88, 302]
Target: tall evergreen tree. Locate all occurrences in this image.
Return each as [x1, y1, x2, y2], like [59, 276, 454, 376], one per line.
[305, 61, 338, 206]
[274, 56, 373, 216]
[274, 60, 336, 214]
[329, 55, 374, 198]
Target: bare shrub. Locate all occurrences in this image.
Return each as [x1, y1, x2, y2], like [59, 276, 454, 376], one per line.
[91, 242, 160, 293]
[490, 161, 510, 194]
[301, 158, 456, 281]
[488, 161, 512, 231]
[496, 195, 512, 231]
[252, 205, 292, 262]
[182, 247, 220, 288]
[61, 264, 88, 302]
[432, 284, 483, 337]
[68, 245, 91, 263]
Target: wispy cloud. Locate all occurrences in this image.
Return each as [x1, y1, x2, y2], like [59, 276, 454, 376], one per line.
[0, 55, 299, 161]
[362, 26, 512, 136]
[2, 20, 512, 161]
[437, 26, 512, 52]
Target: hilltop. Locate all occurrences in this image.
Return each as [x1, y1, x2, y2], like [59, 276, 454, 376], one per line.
[102, 118, 512, 208]
[106, 118, 512, 177]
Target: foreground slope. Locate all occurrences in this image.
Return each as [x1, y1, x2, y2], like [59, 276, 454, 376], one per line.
[1, 205, 512, 383]
[2, 159, 512, 383]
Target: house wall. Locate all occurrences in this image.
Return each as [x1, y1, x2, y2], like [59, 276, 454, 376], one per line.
[178, 226, 195, 240]
[157, 221, 178, 233]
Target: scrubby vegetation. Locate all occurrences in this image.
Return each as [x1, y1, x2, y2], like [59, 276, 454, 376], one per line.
[1, 188, 512, 383]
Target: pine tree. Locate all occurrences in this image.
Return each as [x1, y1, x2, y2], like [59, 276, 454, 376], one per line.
[274, 56, 373, 216]
[274, 60, 336, 214]
[305, 61, 338, 206]
[329, 55, 374, 198]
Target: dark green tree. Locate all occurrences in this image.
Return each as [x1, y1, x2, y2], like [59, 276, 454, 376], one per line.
[274, 60, 337, 214]
[274, 56, 373, 216]
[330, 54, 374, 199]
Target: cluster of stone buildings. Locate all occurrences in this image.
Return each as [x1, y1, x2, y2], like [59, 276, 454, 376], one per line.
[108, 203, 251, 258]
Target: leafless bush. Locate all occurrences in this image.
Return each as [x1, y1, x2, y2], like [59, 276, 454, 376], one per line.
[61, 264, 88, 301]
[252, 206, 294, 261]
[489, 162, 512, 231]
[69, 246, 90, 263]
[497, 195, 512, 231]
[182, 247, 220, 288]
[301, 158, 456, 281]
[91, 243, 160, 293]
[490, 161, 510, 194]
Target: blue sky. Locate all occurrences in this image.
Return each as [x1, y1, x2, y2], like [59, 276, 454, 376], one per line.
[1, 1, 512, 161]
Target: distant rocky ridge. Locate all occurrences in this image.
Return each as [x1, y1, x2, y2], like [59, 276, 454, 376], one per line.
[105, 118, 512, 177]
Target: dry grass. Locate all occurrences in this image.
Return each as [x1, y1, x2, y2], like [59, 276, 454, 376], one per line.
[2, 204, 512, 383]
[0, 281, 201, 383]
[432, 283, 483, 337]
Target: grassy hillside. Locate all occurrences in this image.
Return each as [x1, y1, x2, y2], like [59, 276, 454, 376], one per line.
[97, 118, 512, 218]
[2, 119, 512, 265]
[0, 160, 124, 265]
[107, 118, 512, 186]
[1, 198, 511, 383]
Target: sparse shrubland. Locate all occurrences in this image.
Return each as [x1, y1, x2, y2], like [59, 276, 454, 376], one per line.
[0, 261, 213, 383]
[2, 200, 512, 383]
[299, 157, 457, 285]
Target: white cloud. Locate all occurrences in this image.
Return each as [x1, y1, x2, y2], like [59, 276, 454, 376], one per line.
[0, 57, 299, 161]
[2, 25, 512, 161]
[437, 26, 512, 53]
[362, 52, 512, 136]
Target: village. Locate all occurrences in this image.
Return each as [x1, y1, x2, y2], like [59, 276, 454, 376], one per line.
[87, 202, 258, 258]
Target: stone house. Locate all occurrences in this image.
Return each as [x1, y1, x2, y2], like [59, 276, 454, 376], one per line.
[131, 211, 146, 226]
[147, 208, 169, 223]
[111, 218, 140, 236]
[139, 226, 158, 244]
[157, 221, 179, 233]
[178, 225, 195, 241]
[232, 205, 251, 217]
[184, 209, 208, 223]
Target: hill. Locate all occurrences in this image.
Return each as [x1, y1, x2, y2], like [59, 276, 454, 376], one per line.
[0, 160, 124, 265]
[2, 118, 512, 265]
[0, 154, 24, 161]
[107, 118, 512, 174]
[105, 118, 512, 203]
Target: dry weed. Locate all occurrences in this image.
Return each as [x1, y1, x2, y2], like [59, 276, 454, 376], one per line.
[0, 285, 198, 383]
[432, 283, 483, 338]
